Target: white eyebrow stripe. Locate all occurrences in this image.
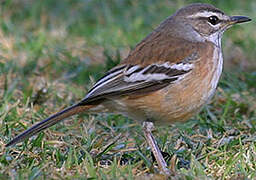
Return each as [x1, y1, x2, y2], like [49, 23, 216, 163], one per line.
[187, 11, 226, 19]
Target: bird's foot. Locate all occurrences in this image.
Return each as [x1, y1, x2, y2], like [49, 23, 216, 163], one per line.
[142, 121, 172, 176]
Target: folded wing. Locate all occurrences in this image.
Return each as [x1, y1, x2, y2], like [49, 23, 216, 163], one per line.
[80, 62, 194, 104]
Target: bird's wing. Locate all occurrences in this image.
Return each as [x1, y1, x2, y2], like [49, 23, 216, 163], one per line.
[80, 60, 195, 104]
[80, 34, 205, 104]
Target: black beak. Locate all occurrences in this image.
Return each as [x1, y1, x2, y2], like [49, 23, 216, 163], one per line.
[230, 16, 251, 24]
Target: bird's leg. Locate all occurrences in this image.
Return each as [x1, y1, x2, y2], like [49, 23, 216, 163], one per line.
[142, 121, 171, 176]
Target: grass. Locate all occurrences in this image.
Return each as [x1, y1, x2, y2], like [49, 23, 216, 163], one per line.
[0, 0, 256, 179]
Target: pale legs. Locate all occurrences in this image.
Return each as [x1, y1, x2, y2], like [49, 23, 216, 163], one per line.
[142, 121, 171, 175]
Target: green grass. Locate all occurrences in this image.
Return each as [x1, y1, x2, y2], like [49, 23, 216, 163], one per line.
[1, 0, 256, 179]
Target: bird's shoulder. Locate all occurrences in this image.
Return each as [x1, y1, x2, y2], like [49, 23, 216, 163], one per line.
[121, 30, 213, 67]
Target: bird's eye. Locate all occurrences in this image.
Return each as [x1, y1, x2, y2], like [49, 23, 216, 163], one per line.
[208, 16, 219, 25]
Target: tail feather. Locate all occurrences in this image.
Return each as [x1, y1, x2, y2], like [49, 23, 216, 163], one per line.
[6, 104, 93, 147]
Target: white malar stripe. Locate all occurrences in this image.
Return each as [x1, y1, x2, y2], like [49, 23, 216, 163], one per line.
[206, 31, 219, 46]
[206, 30, 225, 47]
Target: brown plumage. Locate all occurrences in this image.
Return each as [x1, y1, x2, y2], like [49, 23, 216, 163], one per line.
[6, 3, 251, 175]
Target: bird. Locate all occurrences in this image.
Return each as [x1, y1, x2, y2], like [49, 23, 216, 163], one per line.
[6, 3, 251, 175]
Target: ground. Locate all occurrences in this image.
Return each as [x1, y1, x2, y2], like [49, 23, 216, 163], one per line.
[0, 0, 256, 179]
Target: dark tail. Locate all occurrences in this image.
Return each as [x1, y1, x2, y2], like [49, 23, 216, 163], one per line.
[6, 103, 94, 147]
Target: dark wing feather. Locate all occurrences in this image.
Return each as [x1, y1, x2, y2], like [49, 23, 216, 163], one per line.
[79, 63, 193, 104]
